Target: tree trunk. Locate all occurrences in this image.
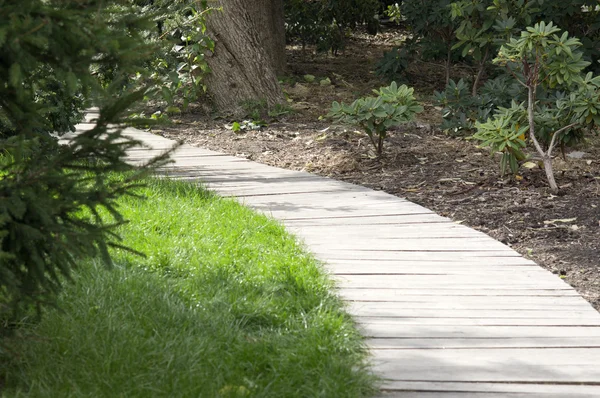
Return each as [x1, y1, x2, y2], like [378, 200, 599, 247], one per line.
[204, 0, 285, 115]
[264, 0, 286, 75]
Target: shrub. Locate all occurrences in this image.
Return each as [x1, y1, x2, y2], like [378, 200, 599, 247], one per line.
[124, 1, 214, 115]
[474, 22, 600, 192]
[535, 0, 600, 73]
[402, 0, 459, 83]
[284, 0, 380, 53]
[328, 82, 423, 155]
[376, 47, 411, 83]
[450, 0, 537, 95]
[434, 76, 522, 134]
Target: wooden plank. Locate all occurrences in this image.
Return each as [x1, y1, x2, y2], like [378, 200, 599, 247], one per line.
[323, 257, 538, 267]
[356, 316, 600, 326]
[326, 264, 545, 275]
[379, 392, 598, 398]
[360, 324, 600, 339]
[335, 274, 568, 288]
[283, 214, 451, 226]
[340, 287, 579, 298]
[367, 336, 600, 349]
[293, 223, 481, 231]
[347, 294, 593, 307]
[313, 251, 522, 262]
[305, 240, 512, 252]
[317, 253, 524, 263]
[339, 282, 571, 290]
[339, 290, 582, 304]
[245, 202, 433, 215]
[126, 146, 227, 157]
[347, 300, 589, 311]
[313, 243, 515, 252]
[329, 268, 550, 277]
[164, 159, 307, 171]
[208, 185, 362, 197]
[238, 188, 406, 206]
[160, 164, 300, 174]
[348, 305, 599, 319]
[277, 209, 437, 220]
[380, 381, 600, 397]
[172, 174, 331, 186]
[371, 348, 600, 382]
[379, 392, 599, 398]
[296, 232, 487, 240]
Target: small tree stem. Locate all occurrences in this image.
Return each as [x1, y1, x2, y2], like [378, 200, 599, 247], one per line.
[527, 82, 559, 193]
[527, 85, 545, 156]
[366, 130, 378, 153]
[543, 156, 559, 194]
[472, 47, 489, 96]
[547, 122, 578, 157]
[445, 43, 452, 85]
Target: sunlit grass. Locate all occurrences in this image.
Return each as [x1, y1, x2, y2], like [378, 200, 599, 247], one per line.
[1, 177, 377, 397]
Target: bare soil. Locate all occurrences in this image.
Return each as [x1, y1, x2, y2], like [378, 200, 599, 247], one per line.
[156, 31, 600, 311]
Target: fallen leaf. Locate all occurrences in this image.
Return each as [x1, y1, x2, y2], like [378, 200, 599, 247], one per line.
[566, 151, 586, 159]
[522, 161, 537, 169]
[543, 218, 577, 225]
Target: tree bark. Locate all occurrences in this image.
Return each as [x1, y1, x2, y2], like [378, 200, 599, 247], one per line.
[204, 0, 285, 115]
[262, 0, 286, 74]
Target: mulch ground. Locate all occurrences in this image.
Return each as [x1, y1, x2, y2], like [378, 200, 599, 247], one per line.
[155, 29, 600, 311]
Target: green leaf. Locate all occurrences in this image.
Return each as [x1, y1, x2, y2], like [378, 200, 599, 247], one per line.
[462, 44, 471, 57]
[482, 18, 494, 32]
[9, 63, 22, 88]
[66, 71, 78, 94]
[98, 241, 114, 270]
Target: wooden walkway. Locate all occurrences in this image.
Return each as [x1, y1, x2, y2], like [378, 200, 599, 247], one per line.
[77, 114, 600, 397]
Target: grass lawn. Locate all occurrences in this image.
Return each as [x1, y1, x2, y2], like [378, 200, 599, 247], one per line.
[0, 177, 377, 397]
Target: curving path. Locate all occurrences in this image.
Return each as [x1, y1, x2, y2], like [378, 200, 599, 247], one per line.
[76, 113, 600, 397]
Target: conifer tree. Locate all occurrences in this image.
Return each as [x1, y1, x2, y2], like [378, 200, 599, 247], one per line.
[0, 0, 170, 326]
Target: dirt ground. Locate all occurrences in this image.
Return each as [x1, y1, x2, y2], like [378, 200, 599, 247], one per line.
[156, 31, 600, 311]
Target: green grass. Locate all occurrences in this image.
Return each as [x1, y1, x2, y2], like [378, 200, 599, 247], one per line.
[0, 177, 377, 397]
